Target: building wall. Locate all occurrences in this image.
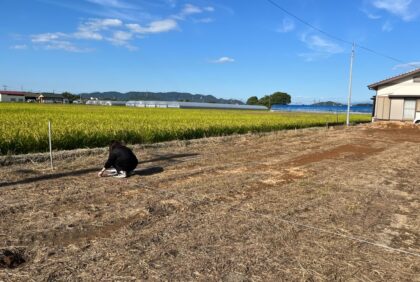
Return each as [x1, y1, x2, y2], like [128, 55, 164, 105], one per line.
[377, 77, 420, 97]
[389, 99, 404, 120]
[374, 76, 420, 121]
[0, 94, 25, 102]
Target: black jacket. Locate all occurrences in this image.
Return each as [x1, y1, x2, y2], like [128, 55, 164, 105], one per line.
[104, 145, 138, 172]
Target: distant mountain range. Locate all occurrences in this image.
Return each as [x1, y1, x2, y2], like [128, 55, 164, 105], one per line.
[79, 91, 244, 104]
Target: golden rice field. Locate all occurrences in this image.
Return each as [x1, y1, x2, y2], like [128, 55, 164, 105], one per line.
[0, 103, 371, 155]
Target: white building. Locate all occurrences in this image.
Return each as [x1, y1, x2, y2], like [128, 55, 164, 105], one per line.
[0, 91, 26, 102]
[369, 68, 420, 121]
[126, 100, 268, 110]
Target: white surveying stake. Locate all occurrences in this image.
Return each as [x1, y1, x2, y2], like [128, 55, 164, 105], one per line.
[346, 42, 355, 126]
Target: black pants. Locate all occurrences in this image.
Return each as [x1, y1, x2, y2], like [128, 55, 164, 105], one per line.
[114, 162, 137, 173]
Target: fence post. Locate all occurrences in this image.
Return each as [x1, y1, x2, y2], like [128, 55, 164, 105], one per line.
[48, 120, 54, 170]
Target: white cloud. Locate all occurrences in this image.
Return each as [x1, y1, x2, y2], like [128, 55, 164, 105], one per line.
[74, 30, 103, 40]
[301, 34, 344, 54]
[277, 18, 295, 33]
[174, 3, 214, 20]
[31, 32, 67, 43]
[74, 18, 122, 40]
[299, 34, 344, 61]
[86, 0, 133, 9]
[30, 32, 87, 52]
[45, 41, 88, 52]
[81, 18, 123, 31]
[107, 30, 137, 50]
[393, 61, 420, 70]
[372, 0, 417, 21]
[361, 8, 382, 19]
[382, 20, 393, 31]
[126, 19, 178, 34]
[212, 57, 235, 64]
[204, 6, 215, 12]
[10, 44, 28, 50]
[110, 30, 132, 42]
[30, 17, 178, 52]
[26, 3, 215, 52]
[182, 4, 203, 15]
[194, 18, 214, 24]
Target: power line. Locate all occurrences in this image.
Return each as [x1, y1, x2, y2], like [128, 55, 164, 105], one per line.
[266, 0, 352, 45]
[265, 0, 420, 68]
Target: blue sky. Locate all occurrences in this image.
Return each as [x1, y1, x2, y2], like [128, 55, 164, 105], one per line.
[1, 0, 419, 104]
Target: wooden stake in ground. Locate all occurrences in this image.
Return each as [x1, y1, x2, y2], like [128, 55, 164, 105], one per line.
[48, 120, 53, 170]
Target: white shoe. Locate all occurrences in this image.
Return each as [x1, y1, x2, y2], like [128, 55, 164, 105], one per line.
[113, 171, 127, 178]
[105, 168, 117, 176]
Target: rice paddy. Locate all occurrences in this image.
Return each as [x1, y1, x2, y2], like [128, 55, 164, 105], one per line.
[0, 103, 371, 154]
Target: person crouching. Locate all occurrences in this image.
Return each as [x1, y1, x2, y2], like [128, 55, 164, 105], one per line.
[98, 140, 139, 178]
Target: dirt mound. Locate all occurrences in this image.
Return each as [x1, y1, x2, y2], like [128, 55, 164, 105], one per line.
[370, 121, 419, 129]
[0, 249, 26, 269]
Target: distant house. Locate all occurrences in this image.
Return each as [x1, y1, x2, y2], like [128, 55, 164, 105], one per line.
[0, 91, 69, 104]
[368, 68, 420, 121]
[0, 91, 27, 102]
[36, 93, 68, 104]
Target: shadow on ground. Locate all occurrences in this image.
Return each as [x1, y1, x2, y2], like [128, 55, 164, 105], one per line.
[0, 153, 198, 188]
[133, 166, 164, 176]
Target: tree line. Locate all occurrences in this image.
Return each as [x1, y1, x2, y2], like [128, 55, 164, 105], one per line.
[246, 92, 291, 108]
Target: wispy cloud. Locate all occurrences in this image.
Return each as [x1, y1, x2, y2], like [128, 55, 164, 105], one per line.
[360, 8, 381, 19]
[86, 0, 133, 9]
[10, 44, 28, 50]
[26, 3, 214, 52]
[74, 18, 122, 40]
[126, 19, 178, 34]
[393, 61, 420, 70]
[276, 18, 295, 33]
[212, 57, 235, 64]
[31, 32, 89, 52]
[44, 41, 89, 52]
[193, 17, 214, 24]
[301, 34, 344, 53]
[174, 3, 215, 20]
[32, 32, 68, 43]
[182, 4, 202, 15]
[372, 0, 417, 21]
[381, 20, 393, 31]
[204, 6, 215, 12]
[299, 34, 344, 61]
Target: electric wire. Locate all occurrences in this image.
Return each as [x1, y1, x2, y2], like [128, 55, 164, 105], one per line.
[265, 0, 420, 69]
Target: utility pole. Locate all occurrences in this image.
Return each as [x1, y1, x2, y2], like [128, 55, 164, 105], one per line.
[346, 42, 355, 126]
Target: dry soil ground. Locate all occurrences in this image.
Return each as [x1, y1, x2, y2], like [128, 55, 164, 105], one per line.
[0, 123, 419, 281]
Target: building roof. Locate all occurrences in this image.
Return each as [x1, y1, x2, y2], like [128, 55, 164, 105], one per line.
[368, 68, 420, 90]
[38, 93, 64, 98]
[0, 90, 30, 96]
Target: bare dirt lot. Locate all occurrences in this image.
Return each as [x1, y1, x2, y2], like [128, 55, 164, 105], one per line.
[1, 123, 419, 281]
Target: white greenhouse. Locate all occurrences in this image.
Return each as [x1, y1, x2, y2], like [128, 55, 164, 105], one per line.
[125, 100, 268, 110]
[86, 100, 127, 106]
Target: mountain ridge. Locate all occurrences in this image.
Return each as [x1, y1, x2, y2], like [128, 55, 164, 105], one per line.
[79, 91, 244, 104]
